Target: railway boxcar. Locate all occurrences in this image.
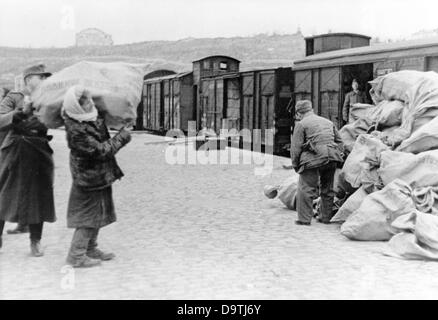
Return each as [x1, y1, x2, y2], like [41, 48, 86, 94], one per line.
[240, 67, 294, 155]
[138, 70, 176, 130]
[193, 55, 241, 131]
[196, 60, 294, 154]
[199, 73, 241, 133]
[294, 33, 372, 128]
[143, 71, 195, 133]
[294, 34, 438, 128]
[143, 77, 164, 132]
[162, 72, 195, 133]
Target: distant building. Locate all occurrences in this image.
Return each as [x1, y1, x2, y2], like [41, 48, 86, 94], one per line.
[75, 28, 113, 47]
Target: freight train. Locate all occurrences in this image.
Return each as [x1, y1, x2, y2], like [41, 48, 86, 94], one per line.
[138, 32, 438, 156]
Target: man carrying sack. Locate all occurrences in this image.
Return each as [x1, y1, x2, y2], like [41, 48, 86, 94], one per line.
[0, 64, 56, 256]
[290, 100, 344, 225]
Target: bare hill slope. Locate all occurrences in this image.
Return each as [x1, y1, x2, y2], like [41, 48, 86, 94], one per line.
[0, 33, 305, 88]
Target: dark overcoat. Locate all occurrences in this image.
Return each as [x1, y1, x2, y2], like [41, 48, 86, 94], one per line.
[0, 92, 56, 224]
[64, 115, 127, 228]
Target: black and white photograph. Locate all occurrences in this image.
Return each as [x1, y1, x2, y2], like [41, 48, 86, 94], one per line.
[1, 0, 438, 303]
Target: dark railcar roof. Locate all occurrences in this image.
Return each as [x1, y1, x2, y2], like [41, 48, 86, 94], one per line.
[294, 36, 438, 69]
[192, 55, 241, 63]
[143, 69, 176, 80]
[304, 32, 371, 40]
[143, 71, 192, 83]
[239, 66, 293, 73]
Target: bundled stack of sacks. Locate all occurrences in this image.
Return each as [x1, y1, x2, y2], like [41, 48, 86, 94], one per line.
[31, 61, 149, 129]
[339, 100, 404, 154]
[332, 70, 438, 260]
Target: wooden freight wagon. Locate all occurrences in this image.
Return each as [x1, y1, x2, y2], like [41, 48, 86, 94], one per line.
[199, 73, 241, 133]
[138, 70, 176, 130]
[193, 55, 241, 131]
[143, 77, 164, 132]
[240, 67, 294, 155]
[294, 33, 372, 128]
[294, 33, 438, 128]
[143, 71, 195, 133]
[162, 72, 195, 133]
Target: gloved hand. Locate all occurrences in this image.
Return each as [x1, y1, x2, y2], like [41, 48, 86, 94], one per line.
[117, 127, 132, 145]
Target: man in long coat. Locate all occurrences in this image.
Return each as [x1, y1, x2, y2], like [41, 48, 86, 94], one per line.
[0, 64, 56, 256]
[291, 100, 344, 225]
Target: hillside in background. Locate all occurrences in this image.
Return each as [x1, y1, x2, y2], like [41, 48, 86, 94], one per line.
[0, 32, 305, 88]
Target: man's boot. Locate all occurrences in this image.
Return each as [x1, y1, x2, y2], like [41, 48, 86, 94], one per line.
[7, 224, 29, 234]
[30, 240, 44, 257]
[87, 248, 115, 261]
[66, 256, 101, 268]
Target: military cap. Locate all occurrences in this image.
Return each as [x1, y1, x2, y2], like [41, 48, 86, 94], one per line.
[23, 64, 52, 81]
[295, 100, 313, 114]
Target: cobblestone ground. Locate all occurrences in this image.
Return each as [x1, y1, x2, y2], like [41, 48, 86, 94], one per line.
[1, 130, 438, 300]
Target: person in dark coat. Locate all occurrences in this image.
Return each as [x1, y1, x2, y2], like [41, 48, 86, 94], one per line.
[342, 79, 369, 125]
[291, 100, 344, 225]
[62, 85, 131, 268]
[0, 87, 31, 235]
[0, 64, 56, 255]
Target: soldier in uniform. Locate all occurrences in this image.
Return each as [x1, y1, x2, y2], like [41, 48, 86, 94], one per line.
[291, 100, 344, 225]
[342, 79, 369, 125]
[0, 64, 56, 256]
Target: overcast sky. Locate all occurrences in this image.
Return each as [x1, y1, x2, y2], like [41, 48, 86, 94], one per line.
[1, 0, 438, 47]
